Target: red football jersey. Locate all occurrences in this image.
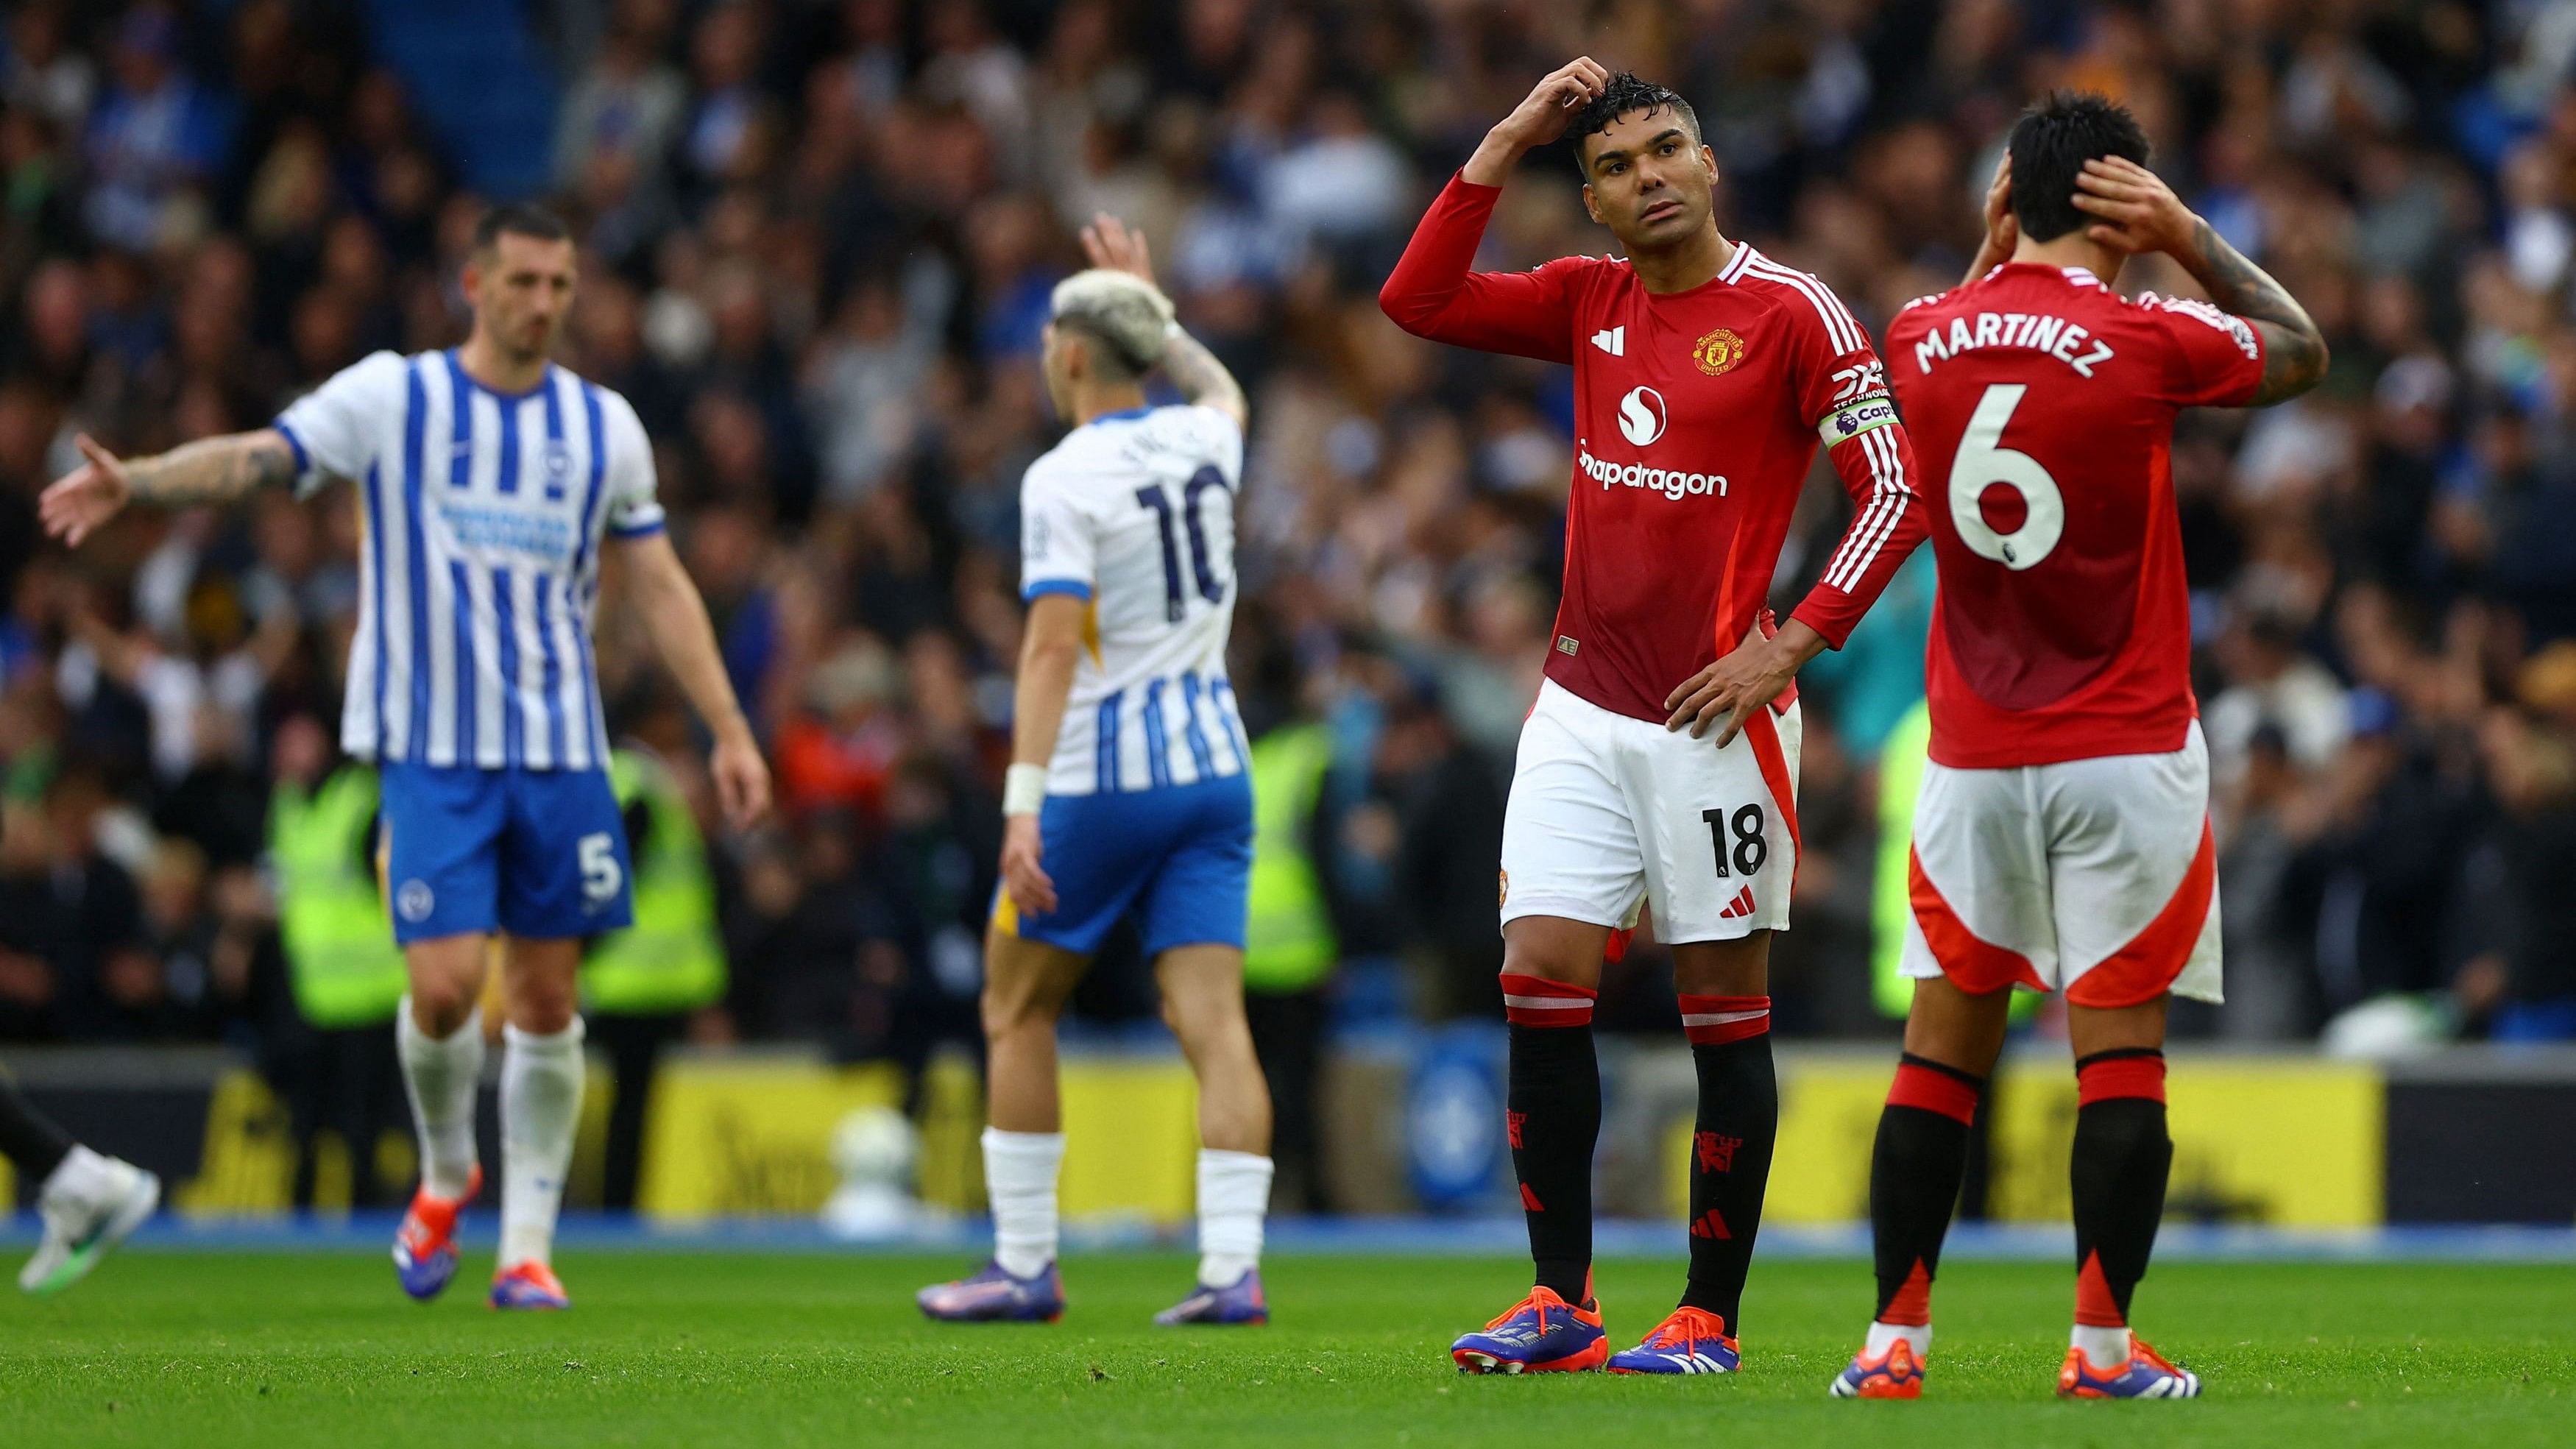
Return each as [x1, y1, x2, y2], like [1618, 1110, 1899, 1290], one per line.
[1883, 263, 2266, 768]
[1381, 174, 1928, 724]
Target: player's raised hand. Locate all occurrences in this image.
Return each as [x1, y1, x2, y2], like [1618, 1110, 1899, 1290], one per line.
[2070, 156, 2196, 258]
[39, 434, 134, 548]
[1465, 57, 1610, 183]
[710, 729, 773, 832]
[999, 814, 1058, 917]
[1080, 213, 1156, 288]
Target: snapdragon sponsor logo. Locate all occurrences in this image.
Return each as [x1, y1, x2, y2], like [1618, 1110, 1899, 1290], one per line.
[1577, 438, 1729, 500]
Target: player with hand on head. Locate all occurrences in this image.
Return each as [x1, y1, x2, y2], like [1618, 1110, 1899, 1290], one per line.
[1381, 63, 1930, 1375]
[915, 215, 1273, 1328]
[41, 203, 772, 1312]
[2, 1075, 158, 1295]
[1830, 93, 2325, 1402]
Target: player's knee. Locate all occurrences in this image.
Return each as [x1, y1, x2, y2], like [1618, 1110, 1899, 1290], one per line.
[509, 984, 577, 1035]
[980, 980, 1054, 1038]
[408, 981, 475, 1036]
[405, 947, 483, 1031]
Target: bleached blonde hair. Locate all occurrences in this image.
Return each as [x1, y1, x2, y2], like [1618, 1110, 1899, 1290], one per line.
[1047, 268, 1175, 380]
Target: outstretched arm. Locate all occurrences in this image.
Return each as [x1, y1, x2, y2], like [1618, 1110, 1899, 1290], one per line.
[2072, 156, 2329, 405]
[1078, 214, 1248, 430]
[40, 429, 298, 545]
[607, 529, 771, 832]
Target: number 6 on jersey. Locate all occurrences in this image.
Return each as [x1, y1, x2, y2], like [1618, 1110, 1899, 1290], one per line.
[1946, 383, 2063, 570]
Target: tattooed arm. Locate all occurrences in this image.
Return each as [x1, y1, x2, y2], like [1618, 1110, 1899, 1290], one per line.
[39, 428, 300, 547]
[1157, 326, 1249, 431]
[2071, 155, 2329, 405]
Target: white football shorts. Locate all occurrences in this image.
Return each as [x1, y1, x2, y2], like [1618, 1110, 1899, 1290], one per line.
[1900, 720, 2221, 1006]
[1498, 679, 1802, 945]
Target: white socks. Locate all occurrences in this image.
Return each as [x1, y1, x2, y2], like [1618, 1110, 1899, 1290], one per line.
[499, 1018, 586, 1268]
[396, 998, 485, 1198]
[1195, 1149, 1273, 1289]
[1866, 1319, 1931, 1359]
[984, 1127, 1065, 1278]
[2071, 1323, 2133, 1371]
[982, 1133, 1273, 1286]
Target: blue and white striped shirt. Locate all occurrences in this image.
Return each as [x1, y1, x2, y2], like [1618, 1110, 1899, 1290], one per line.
[275, 349, 665, 772]
[1019, 404, 1249, 795]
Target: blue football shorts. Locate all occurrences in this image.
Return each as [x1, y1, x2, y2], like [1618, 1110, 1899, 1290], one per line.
[378, 759, 635, 944]
[993, 773, 1253, 957]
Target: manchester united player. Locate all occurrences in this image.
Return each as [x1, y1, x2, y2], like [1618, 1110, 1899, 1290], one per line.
[1830, 94, 2325, 1402]
[1380, 63, 1928, 1375]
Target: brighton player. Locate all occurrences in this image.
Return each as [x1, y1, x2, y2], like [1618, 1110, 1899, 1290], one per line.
[40, 204, 771, 1311]
[916, 216, 1271, 1327]
[1381, 64, 1929, 1374]
[1830, 95, 2325, 1400]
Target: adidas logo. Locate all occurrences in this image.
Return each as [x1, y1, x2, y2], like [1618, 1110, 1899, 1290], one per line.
[1591, 325, 1625, 356]
[1688, 1208, 1732, 1240]
[1717, 885, 1755, 920]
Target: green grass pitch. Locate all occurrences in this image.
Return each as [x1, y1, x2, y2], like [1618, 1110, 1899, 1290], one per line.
[2, 1251, 2568, 1446]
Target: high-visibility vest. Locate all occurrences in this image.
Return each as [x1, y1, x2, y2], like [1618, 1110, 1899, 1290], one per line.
[272, 768, 408, 1029]
[581, 748, 726, 1016]
[1242, 723, 1337, 994]
[1872, 700, 2034, 1023]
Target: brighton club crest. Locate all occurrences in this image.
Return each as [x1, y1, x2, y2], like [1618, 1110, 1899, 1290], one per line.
[1693, 327, 1746, 376]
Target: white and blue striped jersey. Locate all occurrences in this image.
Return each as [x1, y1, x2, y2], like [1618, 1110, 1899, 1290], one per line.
[273, 349, 665, 772]
[1019, 403, 1248, 796]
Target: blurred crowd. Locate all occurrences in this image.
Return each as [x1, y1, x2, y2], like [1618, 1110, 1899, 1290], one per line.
[0, 0, 2572, 1070]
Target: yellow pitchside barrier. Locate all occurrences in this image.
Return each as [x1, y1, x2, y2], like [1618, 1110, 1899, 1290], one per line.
[146, 1047, 2381, 1227]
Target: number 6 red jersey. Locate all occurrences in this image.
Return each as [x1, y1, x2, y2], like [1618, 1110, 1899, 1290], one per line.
[1883, 263, 2265, 769]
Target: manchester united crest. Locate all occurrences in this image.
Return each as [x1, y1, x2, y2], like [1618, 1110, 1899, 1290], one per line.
[1694, 327, 1746, 375]
[1498, 868, 1510, 907]
[1690, 327, 1752, 373]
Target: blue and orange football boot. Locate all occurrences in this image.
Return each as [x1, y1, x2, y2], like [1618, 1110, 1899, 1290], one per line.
[1607, 1306, 1740, 1375]
[391, 1165, 481, 1302]
[1153, 1269, 1268, 1326]
[1830, 1336, 1926, 1398]
[489, 1260, 571, 1311]
[916, 1260, 1066, 1322]
[1450, 1285, 1607, 1374]
[2057, 1334, 2201, 1398]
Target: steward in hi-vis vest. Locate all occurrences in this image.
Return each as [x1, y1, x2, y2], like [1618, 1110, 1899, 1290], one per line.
[582, 748, 725, 1017]
[272, 765, 407, 1029]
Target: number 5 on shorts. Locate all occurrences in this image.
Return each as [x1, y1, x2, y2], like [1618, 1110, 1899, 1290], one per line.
[1702, 804, 1766, 879]
[578, 832, 623, 902]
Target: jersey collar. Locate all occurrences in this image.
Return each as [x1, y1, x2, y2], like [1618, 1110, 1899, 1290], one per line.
[1080, 404, 1155, 428]
[446, 348, 556, 403]
[1719, 240, 1759, 284]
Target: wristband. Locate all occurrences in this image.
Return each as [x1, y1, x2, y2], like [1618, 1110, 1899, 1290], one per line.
[1002, 763, 1048, 817]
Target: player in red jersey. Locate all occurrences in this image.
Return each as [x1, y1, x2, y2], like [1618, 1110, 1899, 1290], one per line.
[1829, 93, 2326, 1403]
[1380, 63, 1930, 1375]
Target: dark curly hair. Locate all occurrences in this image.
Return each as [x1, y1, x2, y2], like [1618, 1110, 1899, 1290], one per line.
[1566, 71, 1701, 177]
[2006, 91, 2151, 243]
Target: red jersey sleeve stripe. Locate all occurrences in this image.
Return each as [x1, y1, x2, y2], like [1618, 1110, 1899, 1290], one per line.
[1847, 428, 1915, 583]
[1823, 432, 1899, 587]
[1748, 258, 1866, 355]
[1825, 428, 1913, 590]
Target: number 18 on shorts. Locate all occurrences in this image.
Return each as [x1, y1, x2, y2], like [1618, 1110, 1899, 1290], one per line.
[1498, 680, 1800, 943]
